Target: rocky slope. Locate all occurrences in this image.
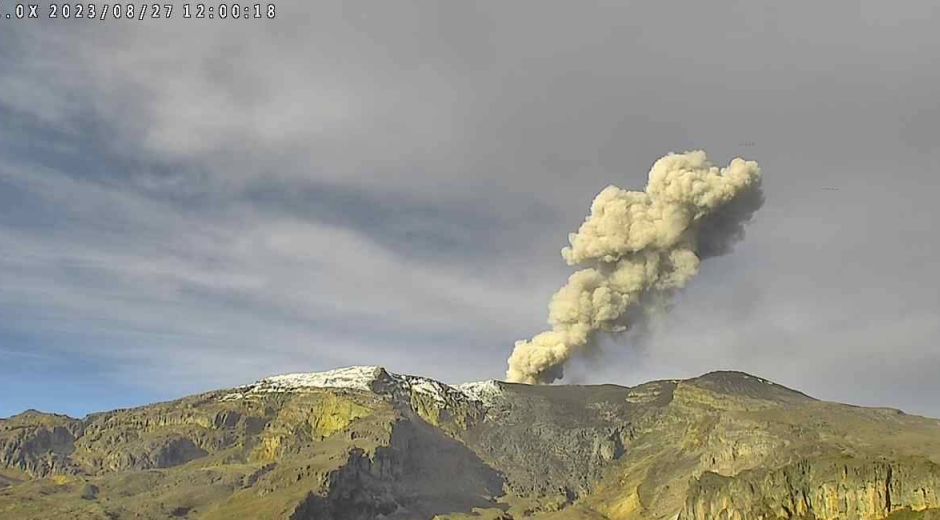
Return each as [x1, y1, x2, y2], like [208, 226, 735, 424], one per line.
[2, 366, 940, 519]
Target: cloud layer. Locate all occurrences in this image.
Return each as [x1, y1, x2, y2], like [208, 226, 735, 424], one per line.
[2, 1, 940, 418]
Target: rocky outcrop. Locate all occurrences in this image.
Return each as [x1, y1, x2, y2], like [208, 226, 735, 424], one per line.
[292, 416, 505, 519]
[456, 382, 676, 508]
[0, 410, 82, 477]
[683, 457, 940, 520]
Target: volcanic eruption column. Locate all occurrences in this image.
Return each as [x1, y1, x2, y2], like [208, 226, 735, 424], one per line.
[506, 151, 762, 384]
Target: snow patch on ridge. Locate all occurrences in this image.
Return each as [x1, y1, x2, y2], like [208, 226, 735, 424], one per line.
[261, 366, 384, 392]
[220, 365, 504, 407]
[454, 381, 504, 408]
[220, 366, 385, 400]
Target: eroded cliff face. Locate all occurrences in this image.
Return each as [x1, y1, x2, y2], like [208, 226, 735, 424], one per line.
[0, 411, 82, 477]
[2, 368, 940, 520]
[291, 417, 504, 520]
[683, 457, 940, 520]
[457, 381, 674, 503]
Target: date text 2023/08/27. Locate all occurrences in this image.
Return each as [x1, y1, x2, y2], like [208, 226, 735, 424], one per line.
[1, 2, 276, 21]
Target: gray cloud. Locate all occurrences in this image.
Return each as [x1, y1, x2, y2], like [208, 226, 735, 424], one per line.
[2, 1, 940, 417]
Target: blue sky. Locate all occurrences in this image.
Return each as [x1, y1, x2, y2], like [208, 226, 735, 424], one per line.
[2, 1, 940, 418]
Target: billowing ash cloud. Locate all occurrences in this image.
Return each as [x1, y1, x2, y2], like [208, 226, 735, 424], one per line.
[506, 151, 762, 384]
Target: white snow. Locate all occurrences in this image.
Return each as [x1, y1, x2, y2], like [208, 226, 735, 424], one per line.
[220, 365, 504, 408]
[453, 380, 504, 407]
[220, 366, 385, 400]
[409, 379, 450, 404]
[261, 366, 384, 392]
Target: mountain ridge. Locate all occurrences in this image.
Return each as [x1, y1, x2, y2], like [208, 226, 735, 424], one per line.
[0, 367, 834, 421]
[3, 366, 940, 519]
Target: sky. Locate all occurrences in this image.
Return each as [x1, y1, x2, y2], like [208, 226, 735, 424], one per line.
[1, 1, 939, 418]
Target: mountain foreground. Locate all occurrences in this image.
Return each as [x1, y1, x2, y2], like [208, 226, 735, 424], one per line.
[2, 366, 940, 519]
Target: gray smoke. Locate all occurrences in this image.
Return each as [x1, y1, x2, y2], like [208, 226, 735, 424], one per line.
[506, 151, 763, 384]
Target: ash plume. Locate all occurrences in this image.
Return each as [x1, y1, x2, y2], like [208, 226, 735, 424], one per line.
[506, 151, 762, 384]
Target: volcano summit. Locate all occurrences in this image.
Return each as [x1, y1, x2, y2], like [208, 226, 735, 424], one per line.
[3, 366, 940, 519]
